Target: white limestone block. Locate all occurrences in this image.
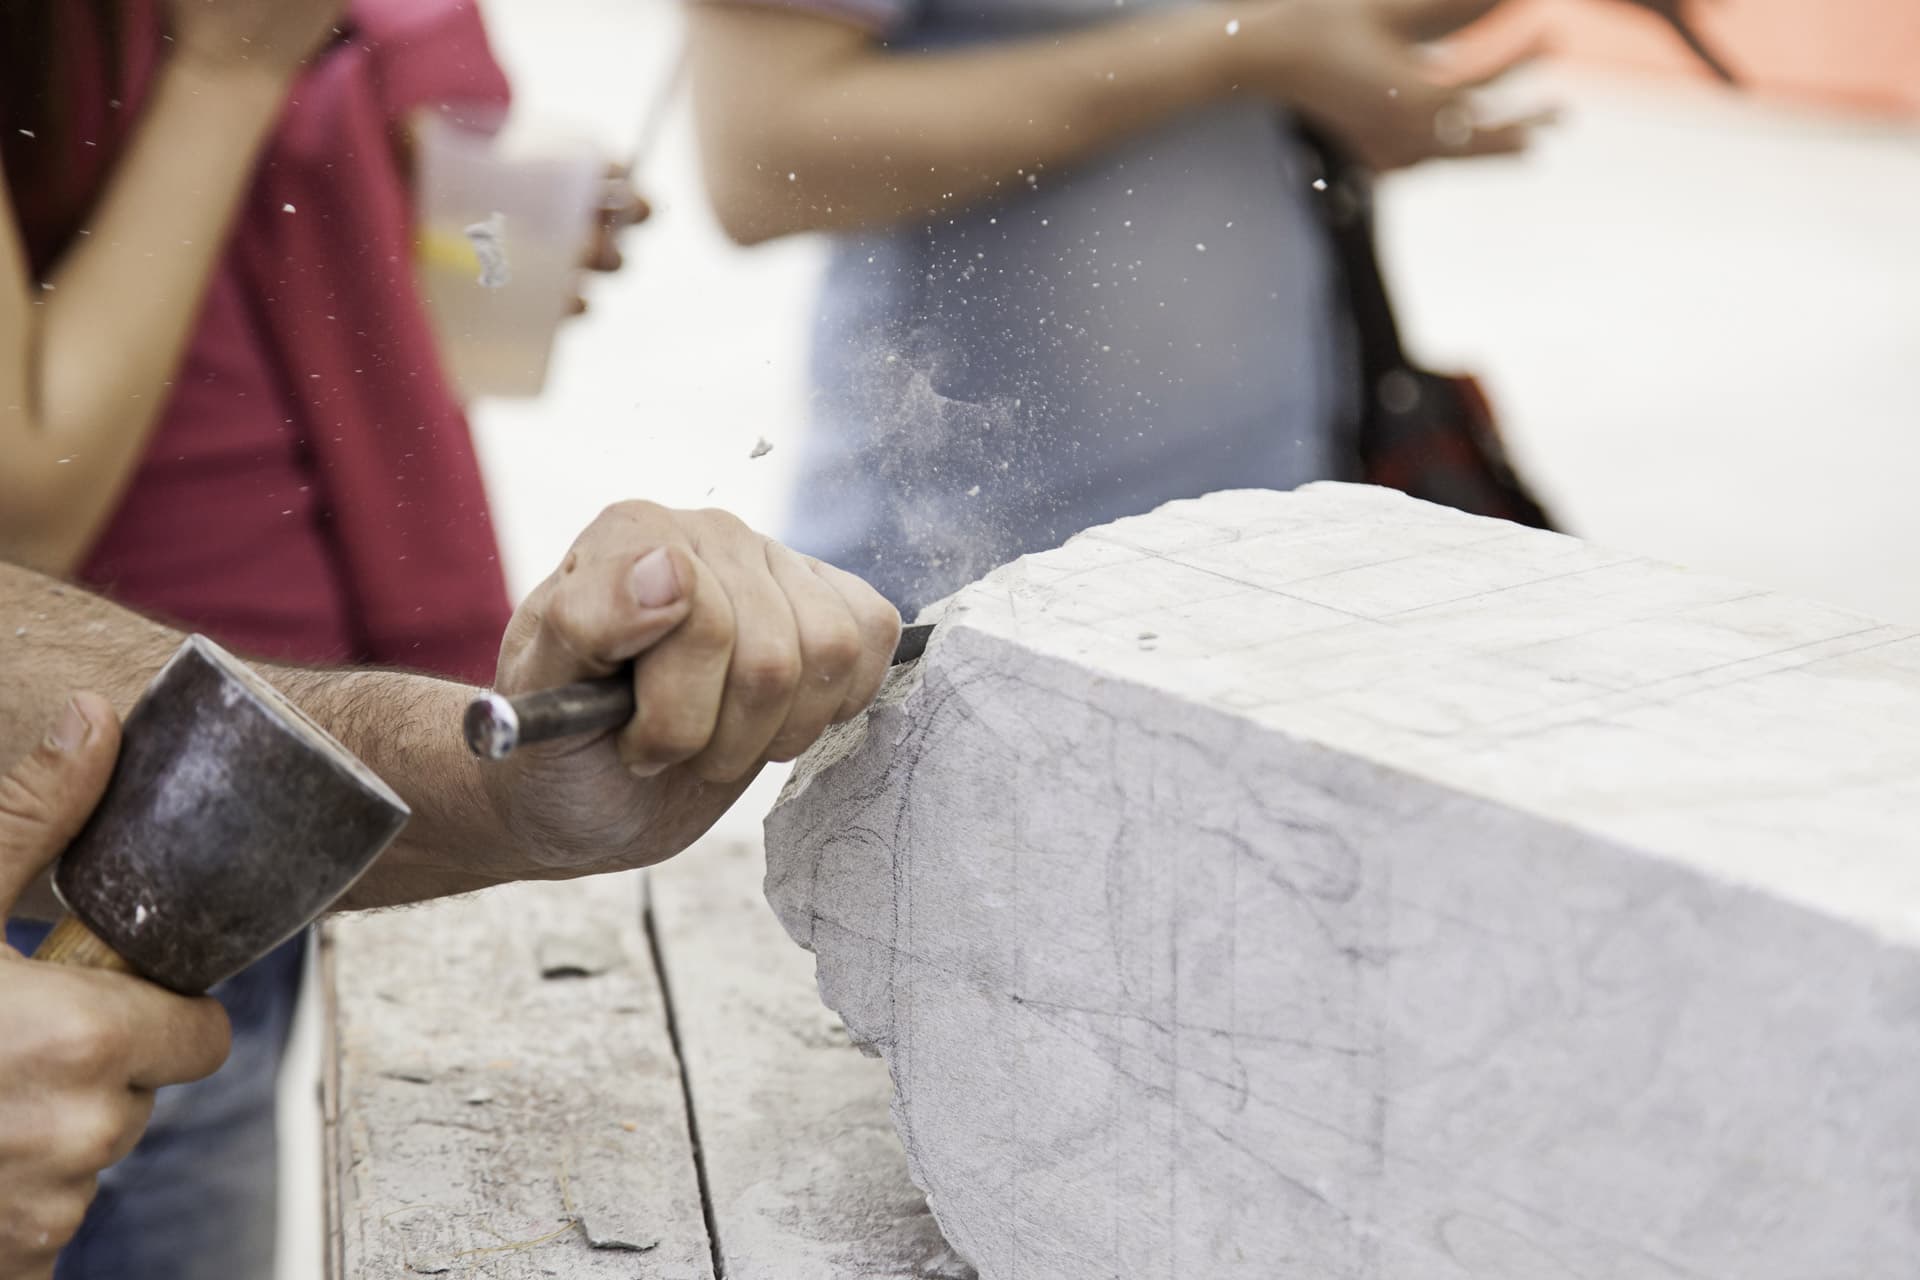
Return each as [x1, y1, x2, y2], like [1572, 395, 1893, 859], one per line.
[764, 483, 1920, 1280]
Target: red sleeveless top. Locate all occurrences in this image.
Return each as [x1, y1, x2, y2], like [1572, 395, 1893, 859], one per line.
[4, 0, 513, 680]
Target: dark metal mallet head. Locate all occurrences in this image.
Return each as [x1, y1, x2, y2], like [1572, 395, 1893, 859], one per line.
[32, 635, 410, 994]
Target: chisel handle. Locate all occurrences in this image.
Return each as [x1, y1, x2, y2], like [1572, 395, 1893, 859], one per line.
[466, 622, 934, 761]
[33, 915, 135, 975]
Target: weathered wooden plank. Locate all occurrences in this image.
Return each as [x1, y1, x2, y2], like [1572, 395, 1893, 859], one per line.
[649, 837, 972, 1280]
[322, 873, 712, 1278]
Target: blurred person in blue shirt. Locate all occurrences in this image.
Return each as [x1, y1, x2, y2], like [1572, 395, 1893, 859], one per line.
[688, 0, 1570, 611]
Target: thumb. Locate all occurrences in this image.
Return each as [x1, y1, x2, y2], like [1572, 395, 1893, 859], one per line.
[504, 542, 699, 695]
[0, 693, 120, 917]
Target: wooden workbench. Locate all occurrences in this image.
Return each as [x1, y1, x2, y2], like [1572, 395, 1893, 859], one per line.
[321, 836, 972, 1278]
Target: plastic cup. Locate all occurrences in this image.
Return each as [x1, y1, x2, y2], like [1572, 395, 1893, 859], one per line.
[413, 113, 607, 399]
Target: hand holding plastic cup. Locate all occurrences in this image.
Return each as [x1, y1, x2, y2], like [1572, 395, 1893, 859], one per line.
[413, 113, 608, 399]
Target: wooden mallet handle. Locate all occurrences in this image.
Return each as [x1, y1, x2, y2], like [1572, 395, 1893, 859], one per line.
[33, 915, 136, 975]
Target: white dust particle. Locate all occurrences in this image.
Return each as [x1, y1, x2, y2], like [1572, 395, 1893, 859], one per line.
[17, 128, 34, 138]
[787, 172, 797, 182]
[282, 203, 297, 213]
[134, 904, 150, 927]
[749, 437, 774, 459]
[464, 212, 510, 288]
[966, 484, 981, 497]
[1313, 178, 1328, 191]
[12, 627, 24, 638]
[1224, 18, 1240, 35]
[1195, 243, 1207, 252]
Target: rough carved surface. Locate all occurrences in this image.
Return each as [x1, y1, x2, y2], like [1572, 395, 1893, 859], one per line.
[765, 483, 1920, 1280]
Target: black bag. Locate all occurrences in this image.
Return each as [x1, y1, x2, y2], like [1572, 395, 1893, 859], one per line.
[1296, 122, 1556, 531]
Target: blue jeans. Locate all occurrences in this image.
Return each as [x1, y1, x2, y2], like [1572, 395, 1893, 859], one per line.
[6, 921, 304, 1280]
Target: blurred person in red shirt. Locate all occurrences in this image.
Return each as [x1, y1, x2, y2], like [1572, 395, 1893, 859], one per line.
[0, 2, 629, 1274]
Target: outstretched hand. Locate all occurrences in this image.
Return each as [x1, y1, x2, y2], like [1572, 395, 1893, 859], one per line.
[1225, 0, 1553, 172]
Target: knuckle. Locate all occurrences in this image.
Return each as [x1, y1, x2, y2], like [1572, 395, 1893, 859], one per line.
[601, 498, 667, 529]
[537, 591, 619, 665]
[41, 1008, 124, 1079]
[693, 506, 748, 535]
[804, 618, 864, 681]
[729, 647, 803, 705]
[57, 1102, 126, 1174]
[627, 717, 710, 767]
[862, 608, 903, 654]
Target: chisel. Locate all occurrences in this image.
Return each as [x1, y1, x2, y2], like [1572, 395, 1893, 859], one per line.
[465, 622, 934, 761]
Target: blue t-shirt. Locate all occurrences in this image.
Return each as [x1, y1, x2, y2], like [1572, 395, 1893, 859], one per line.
[782, 0, 1354, 610]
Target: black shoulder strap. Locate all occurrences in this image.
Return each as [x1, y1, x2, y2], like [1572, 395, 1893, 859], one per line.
[1292, 119, 1410, 378]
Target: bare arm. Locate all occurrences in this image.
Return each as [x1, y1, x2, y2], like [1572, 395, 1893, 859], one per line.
[0, 500, 901, 913]
[0, 2, 341, 574]
[688, 0, 1547, 245]
[0, 564, 554, 911]
[687, 5, 1245, 244]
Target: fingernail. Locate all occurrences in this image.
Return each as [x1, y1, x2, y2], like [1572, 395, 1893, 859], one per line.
[628, 548, 683, 609]
[47, 697, 92, 755]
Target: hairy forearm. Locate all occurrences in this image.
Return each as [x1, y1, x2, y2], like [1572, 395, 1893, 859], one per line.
[0, 567, 179, 916]
[0, 562, 518, 913]
[0, 57, 292, 573]
[689, 6, 1243, 243]
[266, 665, 512, 910]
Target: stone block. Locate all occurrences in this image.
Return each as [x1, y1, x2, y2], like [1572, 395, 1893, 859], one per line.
[765, 484, 1920, 1280]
